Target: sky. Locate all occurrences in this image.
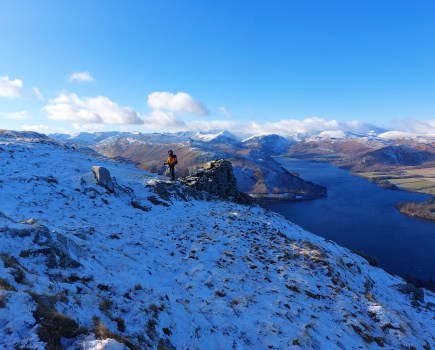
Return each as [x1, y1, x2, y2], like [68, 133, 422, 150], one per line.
[1, 0, 435, 136]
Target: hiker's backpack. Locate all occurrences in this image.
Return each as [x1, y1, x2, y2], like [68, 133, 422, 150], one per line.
[173, 154, 178, 165]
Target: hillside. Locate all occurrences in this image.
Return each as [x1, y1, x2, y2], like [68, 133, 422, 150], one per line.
[0, 130, 434, 349]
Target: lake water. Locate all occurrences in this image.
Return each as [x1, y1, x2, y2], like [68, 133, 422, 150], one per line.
[265, 157, 435, 281]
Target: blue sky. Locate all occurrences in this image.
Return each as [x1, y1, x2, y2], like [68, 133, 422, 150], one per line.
[1, 0, 435, 135]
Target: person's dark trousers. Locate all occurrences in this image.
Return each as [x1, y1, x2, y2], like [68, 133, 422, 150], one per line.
[169, 165, 175, 180]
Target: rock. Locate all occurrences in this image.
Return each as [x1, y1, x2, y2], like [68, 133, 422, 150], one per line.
[131, 199, 151, 212]
[92, 166, 115, 192]
[21, 218, 37, 225]
[426, 301, 435, 311]
[398, 283, 425, 303]
[180, 159, 255, 204]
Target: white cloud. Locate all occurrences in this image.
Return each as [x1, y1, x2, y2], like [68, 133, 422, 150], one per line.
[0, 111, 30, 120]
[68, 71, 95, 83]
[218, 106, 231, 118]
[147, 91, 209, 116]
[20, 124, 67, 135]
[143, 110, 186, 129]
[244, 117, 384, 136]
[32, 87, 44, 100]
[43, 92, 144, 125]
[247, 117, 341, 135]
[0, 76, 23, 98]
[392, 119, 435, 134]
[72, 123, 108, 131]
[185, 120, 241, 131]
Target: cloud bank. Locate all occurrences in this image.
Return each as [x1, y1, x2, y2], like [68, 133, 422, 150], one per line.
[43, 92, 144, 125]
[245, 117, 384, 136]
[147, 92, 209, 116]
[392, 119, 435, 135]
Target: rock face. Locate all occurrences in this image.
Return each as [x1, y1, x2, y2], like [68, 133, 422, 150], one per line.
[92, 166, 115, 192]
[180, 159, 253, 204]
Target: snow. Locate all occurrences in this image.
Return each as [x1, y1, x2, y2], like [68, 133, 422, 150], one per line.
[0, 131, 434, 349]
[191, 130, 238, 143]
[308, 130, 369, 140]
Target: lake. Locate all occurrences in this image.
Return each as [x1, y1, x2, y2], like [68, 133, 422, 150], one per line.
[265, 157, 435, 281]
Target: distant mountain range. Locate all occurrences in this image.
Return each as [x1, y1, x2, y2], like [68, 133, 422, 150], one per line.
[50, 129, 435, 197]
[51, 130, 326, 200]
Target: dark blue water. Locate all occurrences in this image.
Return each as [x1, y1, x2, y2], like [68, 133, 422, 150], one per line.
[265, 157, 435, 281]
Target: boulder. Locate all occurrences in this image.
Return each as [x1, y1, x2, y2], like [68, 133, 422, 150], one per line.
[180, 159, 254, 204]
[92, 166, 115, 192]
[398, 283, 425, 303]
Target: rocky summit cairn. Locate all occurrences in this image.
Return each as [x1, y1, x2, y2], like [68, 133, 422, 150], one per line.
[181, 159, 253, 204]
[92, 166, 115, 193]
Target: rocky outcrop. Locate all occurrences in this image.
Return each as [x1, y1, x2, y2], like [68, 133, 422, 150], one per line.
[180, 159, 254, 204]
[92, 166, 115, 192]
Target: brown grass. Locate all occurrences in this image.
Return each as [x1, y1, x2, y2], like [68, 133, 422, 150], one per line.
[0, 277, 16, 291]
[32, 295, 80, 350]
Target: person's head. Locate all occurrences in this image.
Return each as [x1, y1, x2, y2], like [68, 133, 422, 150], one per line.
[168, 150, 173, 156]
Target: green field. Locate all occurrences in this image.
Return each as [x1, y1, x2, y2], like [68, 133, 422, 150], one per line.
[355, 167, 435, 195]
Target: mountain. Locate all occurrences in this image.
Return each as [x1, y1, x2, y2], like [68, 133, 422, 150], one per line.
[242, 134, 295, 155]
[191, 130, 240, 144]
[51, 131, 124, 145]
[53, 131, 326, 200]
[355, 144, 435, 169]
[1, 130, 434, 349]
[287, 136, 383, 162]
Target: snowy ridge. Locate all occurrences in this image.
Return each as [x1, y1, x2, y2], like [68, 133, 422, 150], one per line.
[0, 132, 434, 349]
[190, 130, 239, 143]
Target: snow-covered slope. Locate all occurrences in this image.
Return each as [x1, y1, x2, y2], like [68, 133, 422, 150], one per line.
[0, 131, 434, 349]
[242, 134, 294, 155]
[190, 130, 240, 144]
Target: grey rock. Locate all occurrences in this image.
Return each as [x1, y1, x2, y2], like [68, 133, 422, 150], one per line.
[180, 159, 255, 204]
[426, 301, 435, 311]
[21, 218, 37, 225]
[398, 283, 425, 303]
[92, 166, 115, 192]
[131, 199, 151, 212]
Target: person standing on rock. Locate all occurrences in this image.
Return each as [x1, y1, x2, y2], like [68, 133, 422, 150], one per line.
[164, 150, 178, 180]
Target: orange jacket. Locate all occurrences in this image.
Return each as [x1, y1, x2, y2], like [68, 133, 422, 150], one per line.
[166, 155, 177, 166]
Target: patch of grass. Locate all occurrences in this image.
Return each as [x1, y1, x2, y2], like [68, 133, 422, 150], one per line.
[0, 254, 26, 284]
[92, 316, 112, 339]
[305, 290, 325, 299]
[0, 294, 7, 308]
[92, 316, 140, 350]
[350, 324, 385, 346]
[99, 298, 113, 314]
[0, 277, 16, 291]
[32, 294, 80, 350]
[115, 316, 126, 332]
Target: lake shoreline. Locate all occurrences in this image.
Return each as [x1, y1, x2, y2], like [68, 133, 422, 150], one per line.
[275, 155, 435, 222]
[266, 157, 434, 282]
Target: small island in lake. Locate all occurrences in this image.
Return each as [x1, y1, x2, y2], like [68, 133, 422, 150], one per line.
[395, 197, 435, 222]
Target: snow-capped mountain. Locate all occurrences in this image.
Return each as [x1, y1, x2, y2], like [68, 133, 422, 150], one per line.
[190, 130, 240, 144]
[0, 130, 434, 349]
[242, 134, 295, 155]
